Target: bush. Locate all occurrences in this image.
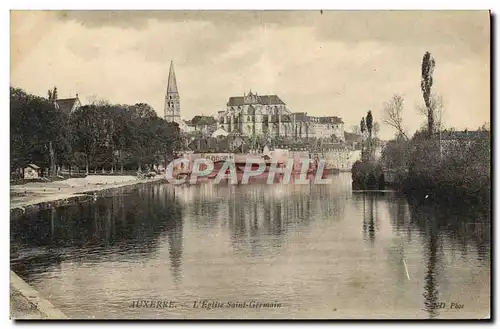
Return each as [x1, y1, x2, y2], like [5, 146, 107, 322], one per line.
[351, 160, 385, 190]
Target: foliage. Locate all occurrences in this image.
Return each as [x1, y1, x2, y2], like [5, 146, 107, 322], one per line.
[351, 160, 385, 190]
[366, 111, 373, 137]
[421, 51, 436, 137]
[11, 87, 182, 175]
[10, 87, 70, 172]
[381, 125, 491, 206]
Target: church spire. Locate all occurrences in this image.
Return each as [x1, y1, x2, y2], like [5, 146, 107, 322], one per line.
[167, 61, 178, 93]
[164, 60, 181, 124]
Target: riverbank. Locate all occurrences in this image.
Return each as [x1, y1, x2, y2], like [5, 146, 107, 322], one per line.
[10, 175, 166, 216]
[10, 270, 67, 319]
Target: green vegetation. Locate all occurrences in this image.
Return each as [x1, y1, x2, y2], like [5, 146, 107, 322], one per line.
[379, 51, 491, 206]
[10, 87, 182, 177]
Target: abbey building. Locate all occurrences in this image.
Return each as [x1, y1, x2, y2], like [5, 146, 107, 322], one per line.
[216, 91, 345, 141]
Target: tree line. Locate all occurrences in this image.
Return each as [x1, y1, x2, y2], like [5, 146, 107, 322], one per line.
[379, 51, 490, 205]
[10, 87, 183, 177]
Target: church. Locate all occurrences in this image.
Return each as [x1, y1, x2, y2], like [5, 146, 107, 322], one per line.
[216, 90, 345, 141]
[164, 60, 191, 132]
[163, 62, 345, 142]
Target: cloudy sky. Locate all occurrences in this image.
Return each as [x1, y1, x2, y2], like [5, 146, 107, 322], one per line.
[11, 10, 489, 139]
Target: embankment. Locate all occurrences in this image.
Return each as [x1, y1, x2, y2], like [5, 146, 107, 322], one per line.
[10, 175, 167, 217]
[10, 271, 67, 319]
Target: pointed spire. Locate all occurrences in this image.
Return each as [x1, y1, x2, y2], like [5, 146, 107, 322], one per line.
[167, 60, 178, 93]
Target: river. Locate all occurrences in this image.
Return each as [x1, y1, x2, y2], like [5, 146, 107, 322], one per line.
[10, 173, 490, 319]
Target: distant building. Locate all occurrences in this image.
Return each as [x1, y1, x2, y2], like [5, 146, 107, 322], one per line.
[440, 129, 490, 155]
[212, 127, 229, 138]
[55, 96, 81, 115]
[185, 115, 217, 135]
[48, 87, 81, 115]
[344, 132, 363, 150]
[24, 164, 40, 179]
[217, 90, 344, 141]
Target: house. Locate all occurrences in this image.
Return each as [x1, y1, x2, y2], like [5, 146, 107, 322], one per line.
[24, 164, 40, 179]
[212, 127, 229, 138]
[185, 115, 218, 135]
[344, 132, 363, 150]
[55, 95, 81, 115]
[47, 86, 82, 116]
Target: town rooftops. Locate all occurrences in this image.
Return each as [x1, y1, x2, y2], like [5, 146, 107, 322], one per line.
[440, 129, 490, 140]
[344, 132, 363, 143]
[292, 113, 344, 124]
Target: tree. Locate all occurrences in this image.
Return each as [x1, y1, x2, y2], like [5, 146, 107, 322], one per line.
[366, 111, 374, 160]
[383, 94, 409, 140]
[10, 87, 68, 175]
[360, 117, 366, 160]
[421, 51, 436, 137]
[373, 122, 380, 140]
[366, 111, 373, 138]
[71, 105, 109, 174]
[417, 93, 445, 133]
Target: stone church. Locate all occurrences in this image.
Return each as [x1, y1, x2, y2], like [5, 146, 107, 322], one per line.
[216, 90, 345, 141]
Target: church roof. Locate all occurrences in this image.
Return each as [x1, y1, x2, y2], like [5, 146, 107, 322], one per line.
[227, 94, 285, 106]
[167, 61, 178, 94]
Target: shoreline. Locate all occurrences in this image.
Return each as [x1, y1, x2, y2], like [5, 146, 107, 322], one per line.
[10, 270, 68, 319]
[10, 176, 167, 217]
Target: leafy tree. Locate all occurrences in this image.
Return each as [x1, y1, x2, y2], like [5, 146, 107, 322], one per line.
[421, 51, 436, 137]
[366, 111, 374, 160]
[366, 111, 373, 139]
[10, 87, 68, 175]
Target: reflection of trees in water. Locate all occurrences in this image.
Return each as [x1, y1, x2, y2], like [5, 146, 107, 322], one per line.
[423, 222, 440, 319]
[387, 195, 491, 264]
[173, 182, 347, 256]
[226, 183, 347, 255]
[353, 192, 381, 244]
[365, 194, 376, 244]
[384, 195, 490, 319]
[11, 184, 183, 281]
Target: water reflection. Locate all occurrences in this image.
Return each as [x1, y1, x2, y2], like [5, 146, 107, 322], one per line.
[10, 175, 490, 319]
[173, 182, 349, 256]
[386, 195, 490, 319]
[11, 185, 184, 282]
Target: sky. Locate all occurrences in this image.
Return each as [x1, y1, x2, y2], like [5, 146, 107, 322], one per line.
[10, 10, 490, 140]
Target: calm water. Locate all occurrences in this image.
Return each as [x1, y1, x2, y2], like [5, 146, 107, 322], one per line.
[11, 174, 490, 319]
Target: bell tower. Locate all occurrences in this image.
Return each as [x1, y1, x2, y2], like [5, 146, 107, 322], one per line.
[164, 61, 181, 123]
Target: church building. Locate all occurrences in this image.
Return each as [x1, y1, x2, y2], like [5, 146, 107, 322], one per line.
[164, 61, 182, 125]
[216, 90, 345, 141]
